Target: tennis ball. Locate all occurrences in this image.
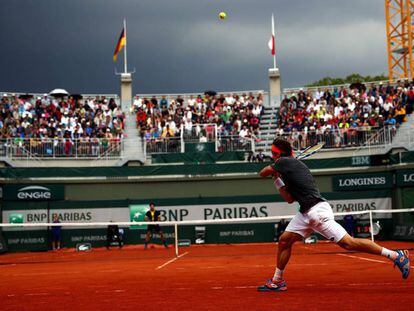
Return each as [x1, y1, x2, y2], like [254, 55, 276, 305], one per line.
[219, 12, 227, 20]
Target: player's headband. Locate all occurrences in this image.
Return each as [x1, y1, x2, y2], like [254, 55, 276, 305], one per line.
[271, 145, 293, 157]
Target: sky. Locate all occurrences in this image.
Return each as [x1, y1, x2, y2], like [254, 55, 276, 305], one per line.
[0, 0, 387, 95]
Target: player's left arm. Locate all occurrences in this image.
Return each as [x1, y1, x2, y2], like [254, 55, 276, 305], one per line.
[274, 176, 295, 204]
[259, 165, 295, 204]
[259, 165, 275, 177]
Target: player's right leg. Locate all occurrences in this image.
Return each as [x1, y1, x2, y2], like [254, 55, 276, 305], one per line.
[257, 232, 302, 292]
[258, 213, 311, 292]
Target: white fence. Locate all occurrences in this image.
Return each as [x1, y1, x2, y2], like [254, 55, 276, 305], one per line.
[282, 79, 409, 97]
[144, 126, 399, 155]
[270, 126, 395, 151]
[0, 138, 123, 159]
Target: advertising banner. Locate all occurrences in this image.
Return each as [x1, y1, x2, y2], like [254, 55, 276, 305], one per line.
[332, 173, 393, 191]
[129, 205, 148, 230]
[3, 184, 65, 201]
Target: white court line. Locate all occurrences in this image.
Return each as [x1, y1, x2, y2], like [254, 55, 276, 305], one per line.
[11, 271, 82, 277]
[24, 293, 50, 296]
[337, 253, 388, 264]
[156, 252, 189, 270]
[338, 253, 414, 268]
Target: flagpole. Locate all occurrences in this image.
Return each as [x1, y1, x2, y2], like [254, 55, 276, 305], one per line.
[123, 18, 128, 74]
[272, 14, 276, 69]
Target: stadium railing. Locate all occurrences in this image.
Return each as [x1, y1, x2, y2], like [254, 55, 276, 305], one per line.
[2, 208, 413, 256]
[145, 137, 182, 154]
[144, 126, 395, 155]
[259, 126, 395, 152]
[0, 138, 123, 159]
[282, 79, 403, 97]
[136, 90, 267, 103]
[145, 136, 253, 154]
[145, 123, 256, 154]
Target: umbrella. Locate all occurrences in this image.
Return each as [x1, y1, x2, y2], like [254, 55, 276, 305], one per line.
[18, 94, 34, 100]
[49, 88, 69, 97]
[204, 90, 217, 96]
[349, 82, 366, 92]
[70, 94, 83, 100]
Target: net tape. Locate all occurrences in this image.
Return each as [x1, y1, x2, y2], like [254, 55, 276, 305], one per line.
[1, 208, 413, 228]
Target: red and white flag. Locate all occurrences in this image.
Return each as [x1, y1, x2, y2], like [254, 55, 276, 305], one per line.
[268, 14, 276, 56]
[268, 34, 275, 55]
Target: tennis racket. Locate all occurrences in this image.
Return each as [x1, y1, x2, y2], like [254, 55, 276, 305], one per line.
[295, 142, 325, 160]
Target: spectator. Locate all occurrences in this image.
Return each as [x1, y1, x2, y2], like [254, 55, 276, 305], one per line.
[0, 94, 124, 157]
[106, 221, 122, 249]
[136, 92, 265, 151]
[343, 208, 355, 237]
[275, 80, 413, 149]
[51, 214, 62, 250]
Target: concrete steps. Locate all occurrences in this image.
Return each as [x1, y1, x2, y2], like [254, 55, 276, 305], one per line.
[256, 107, 278, 152]
[117, 112, 146, 165]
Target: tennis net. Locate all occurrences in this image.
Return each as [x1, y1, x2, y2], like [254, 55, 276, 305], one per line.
[1, 208, 413, 255]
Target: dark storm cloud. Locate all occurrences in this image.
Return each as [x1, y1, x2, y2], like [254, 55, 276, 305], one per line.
[0, 0, 386, 94]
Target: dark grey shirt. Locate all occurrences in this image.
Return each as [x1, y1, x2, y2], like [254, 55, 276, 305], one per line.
[271, 157, 325, 213]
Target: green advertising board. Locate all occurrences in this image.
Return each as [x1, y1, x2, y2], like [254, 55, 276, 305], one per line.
[9, 213, 23, 224]
[129, 205, 148, 229]
[396, 169, 414, 187]
[332, 172, 393, 191]
[185, 142, 215, 153]
[3, 184, 65, 201]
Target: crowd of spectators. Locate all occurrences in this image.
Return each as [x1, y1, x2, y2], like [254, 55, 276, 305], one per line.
[133, 92, 265, 152]
[0, 94, 124, 157]
[277, 80, 414, 149]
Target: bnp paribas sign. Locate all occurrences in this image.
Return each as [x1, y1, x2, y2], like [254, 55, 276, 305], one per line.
[3, 184, 65, 201]
[333, 172, 393, 191]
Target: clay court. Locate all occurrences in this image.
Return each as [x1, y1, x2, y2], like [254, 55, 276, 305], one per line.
[1, 241, 413, 310]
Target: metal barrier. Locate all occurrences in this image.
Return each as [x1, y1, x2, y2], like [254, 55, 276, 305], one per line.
[1, 138, 123, 159]
[143, 126, 399, 156]
[136, 90, 267, 103]
[272, 127, 395, 151]
[145, 137, 182, 154]
[145, 135, 254, 155]
[217, 136, 254, 152]
[282, 79, 404, 97]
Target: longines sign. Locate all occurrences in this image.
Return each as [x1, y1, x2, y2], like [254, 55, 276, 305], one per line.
[333, 173, 393, 191]
[3, 184, 64, 201]
[396, 170, 414, 186]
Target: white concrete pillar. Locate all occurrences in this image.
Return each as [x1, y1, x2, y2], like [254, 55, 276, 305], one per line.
[268, 68, 281, 107]
[120, 73, 132, 110]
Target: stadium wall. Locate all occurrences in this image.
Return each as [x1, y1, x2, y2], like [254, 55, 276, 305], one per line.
[1, 162, 414, 252]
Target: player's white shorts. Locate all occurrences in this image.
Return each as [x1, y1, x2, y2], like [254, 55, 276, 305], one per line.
[285, 201, 347, 243]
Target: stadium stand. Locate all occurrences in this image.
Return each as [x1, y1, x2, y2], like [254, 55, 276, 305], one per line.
[257, 80, 414, 152]
[0, 93, 124, 158]
[2, 80, 414, 165]
[133, 91, 266, 154]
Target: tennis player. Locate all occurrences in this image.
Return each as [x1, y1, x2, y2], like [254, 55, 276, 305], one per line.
[258, 138, 410, 292]
[144, 202, 168, 249]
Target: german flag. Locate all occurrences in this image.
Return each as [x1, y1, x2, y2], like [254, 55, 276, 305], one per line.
[113, 28, 126, 62]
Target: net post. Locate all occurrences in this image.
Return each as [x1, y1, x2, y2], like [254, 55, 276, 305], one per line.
[174, 223, 179, 257]
[369, 210, 374, 242]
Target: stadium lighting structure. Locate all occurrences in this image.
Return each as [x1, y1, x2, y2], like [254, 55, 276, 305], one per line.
[385, 0, 414, 81]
